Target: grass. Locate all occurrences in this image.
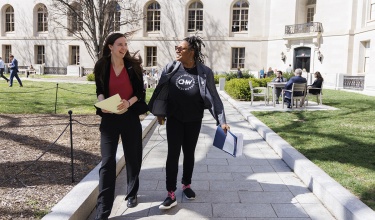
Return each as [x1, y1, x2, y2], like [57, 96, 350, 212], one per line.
[252, 89, 375, 210]
[0, 79, 153, 114]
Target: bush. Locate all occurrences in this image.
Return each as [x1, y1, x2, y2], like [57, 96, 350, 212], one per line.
[86, 73, 95, 81]
[214, 74, 225, 84]
[224, 78, 272, 101]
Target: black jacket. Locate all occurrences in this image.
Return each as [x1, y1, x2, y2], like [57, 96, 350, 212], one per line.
[94, 56, 145, 116]
[148, 61, 226, 125]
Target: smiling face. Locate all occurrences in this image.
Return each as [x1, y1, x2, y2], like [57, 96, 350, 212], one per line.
[108, 36, 128, 59]
[175, 41, 194, 65]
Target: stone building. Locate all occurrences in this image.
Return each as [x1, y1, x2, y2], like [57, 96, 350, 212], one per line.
[0, 0, 374, 90]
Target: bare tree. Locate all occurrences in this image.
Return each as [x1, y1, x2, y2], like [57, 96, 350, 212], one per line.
[49, 0, 144, 62]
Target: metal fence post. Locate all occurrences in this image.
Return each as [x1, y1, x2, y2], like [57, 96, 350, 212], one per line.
[55, 83, 59, 114]
[68, 110, 75, 183]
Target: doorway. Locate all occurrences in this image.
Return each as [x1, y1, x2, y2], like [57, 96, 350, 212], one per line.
[294, 47, 311, 72]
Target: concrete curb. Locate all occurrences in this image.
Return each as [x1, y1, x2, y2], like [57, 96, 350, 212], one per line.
[219, 91, 375, 220]
[42, 114, 157, 220]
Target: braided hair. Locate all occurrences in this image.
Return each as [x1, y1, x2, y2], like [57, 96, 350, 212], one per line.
[183, 36, 206, 64]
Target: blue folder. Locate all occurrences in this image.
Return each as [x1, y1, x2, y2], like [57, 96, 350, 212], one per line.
[213, 126, 238, 157]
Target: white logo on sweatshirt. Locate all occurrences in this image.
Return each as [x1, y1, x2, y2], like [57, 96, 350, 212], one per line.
[176, 74, 195, 91]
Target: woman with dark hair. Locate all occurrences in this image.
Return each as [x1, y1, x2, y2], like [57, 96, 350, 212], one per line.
[94, 33, 145, 220]
[308, 71, 324, 94]
[149, 36, 230, 210]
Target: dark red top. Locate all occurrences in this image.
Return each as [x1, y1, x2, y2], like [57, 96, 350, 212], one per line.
[109, 64, 133, 100]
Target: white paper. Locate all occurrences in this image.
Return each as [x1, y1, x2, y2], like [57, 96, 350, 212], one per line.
[94, 94, 123, 113]
[222, 132, 236, 155]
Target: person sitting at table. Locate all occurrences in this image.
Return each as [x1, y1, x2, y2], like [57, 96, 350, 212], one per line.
[283, 68, 307, 108]
[27, 64, 35, 78]
[272, 70, 287, 104]
[308, 71, 324, 95]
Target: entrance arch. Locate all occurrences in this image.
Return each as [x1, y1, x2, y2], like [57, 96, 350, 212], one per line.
[294, 47, 311, 72]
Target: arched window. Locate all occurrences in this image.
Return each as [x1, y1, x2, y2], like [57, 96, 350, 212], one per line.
[37, 5, 48, 32]
[5, 6, 15, 32]
[232, 0, 249, 32]
[188, 1, 203, 32]
[68, 2, 83, 33]
[147, 2, 161, 32]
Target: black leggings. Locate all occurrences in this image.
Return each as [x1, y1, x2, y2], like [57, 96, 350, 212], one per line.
[95, 111, 142, 218]
[165, 117, 202, 192]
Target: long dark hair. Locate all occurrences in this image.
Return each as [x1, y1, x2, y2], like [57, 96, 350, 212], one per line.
[315, 71, 324, 81]
[95, 32, 143, 83]
[183, 36, 206, 64]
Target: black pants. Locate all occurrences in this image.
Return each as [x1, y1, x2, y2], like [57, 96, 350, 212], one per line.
[0, 68, 9, 81]
[165, 117, 202, 192]
[95, 111, 142, 218]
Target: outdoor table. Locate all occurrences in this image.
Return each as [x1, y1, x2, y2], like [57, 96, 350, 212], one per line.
[267, 82, 287, 107]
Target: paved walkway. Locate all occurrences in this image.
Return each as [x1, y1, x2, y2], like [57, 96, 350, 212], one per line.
[87, 98, 337, 220]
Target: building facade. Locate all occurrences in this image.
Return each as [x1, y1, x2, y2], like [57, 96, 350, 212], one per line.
[0, 0, 374, 90]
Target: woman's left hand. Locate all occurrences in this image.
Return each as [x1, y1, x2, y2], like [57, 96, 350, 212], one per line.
[221, 124, 230, 133]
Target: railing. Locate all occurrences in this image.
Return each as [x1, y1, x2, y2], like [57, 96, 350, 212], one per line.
[45, 67, 67, 75]
[343, 76, 365, 90]
[285, 22, 323, 34]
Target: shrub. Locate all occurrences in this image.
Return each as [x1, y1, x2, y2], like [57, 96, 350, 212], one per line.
[224, 78, 273, 101]
[86, 73, 95, 81]
[214, 74, 226, 84]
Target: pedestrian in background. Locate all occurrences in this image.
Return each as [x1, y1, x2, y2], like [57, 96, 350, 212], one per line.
[8, 55, 23, 87]
[93, 32, 145, 220]
[149, 36, 230, 210]
[237, 67, 243, 78]
[0, 57, 9, 83]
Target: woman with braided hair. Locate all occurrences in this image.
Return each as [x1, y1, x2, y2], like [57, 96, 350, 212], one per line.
[149, 36, 230, 209]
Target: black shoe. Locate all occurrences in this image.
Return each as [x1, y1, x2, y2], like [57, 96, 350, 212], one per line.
[127, 195, 138, 208]
[276, 100, 279, 104]
[183, 185, 195, 200]
[287, 104, 292, 109]
[159, 191, 177, 210]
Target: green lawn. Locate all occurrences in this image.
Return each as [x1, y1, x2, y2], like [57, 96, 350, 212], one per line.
[0, 80, 153, 115]
[252, 89, 375, 210]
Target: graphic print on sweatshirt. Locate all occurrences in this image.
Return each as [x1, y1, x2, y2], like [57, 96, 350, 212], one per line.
[175, 74, 196, 91]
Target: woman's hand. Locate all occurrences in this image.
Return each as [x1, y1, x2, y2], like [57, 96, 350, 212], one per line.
[157, 116, 166, 125]
[221, 124, 230, 134]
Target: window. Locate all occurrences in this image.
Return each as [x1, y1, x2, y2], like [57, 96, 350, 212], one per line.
[364, 41, 370, 73]
[70, 46, 80, 65]
[68, 3, 83, 33]
[231, 48, 245, 69]
[146, 47, 157, 67]
[307, 7, 315, 23]
[37, 5, 48, 32]
[3, 45, 12, 63]
[232, 0, 249, 32]
[146, 2, 161, 32]
[36, 45, 45, 64]
[306, 0, 316, 23]
[371, 0, 375, 20]
[188, 2, 203, 32]
[108, 1, 121, 32]
[5, 6, 15, 32]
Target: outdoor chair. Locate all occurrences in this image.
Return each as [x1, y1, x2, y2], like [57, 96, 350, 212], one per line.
[306, 83, 323, 105]
[249, 81, 267, 106]
[282, 83, 307, 109]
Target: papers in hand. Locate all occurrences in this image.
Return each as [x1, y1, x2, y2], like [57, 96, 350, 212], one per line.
[94, 94, 123, 113]
[213, 126, 243, 157]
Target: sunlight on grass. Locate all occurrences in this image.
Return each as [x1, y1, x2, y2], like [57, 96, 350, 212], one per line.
[252, 89, 375, 210]
[0, 81, 153, 115]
